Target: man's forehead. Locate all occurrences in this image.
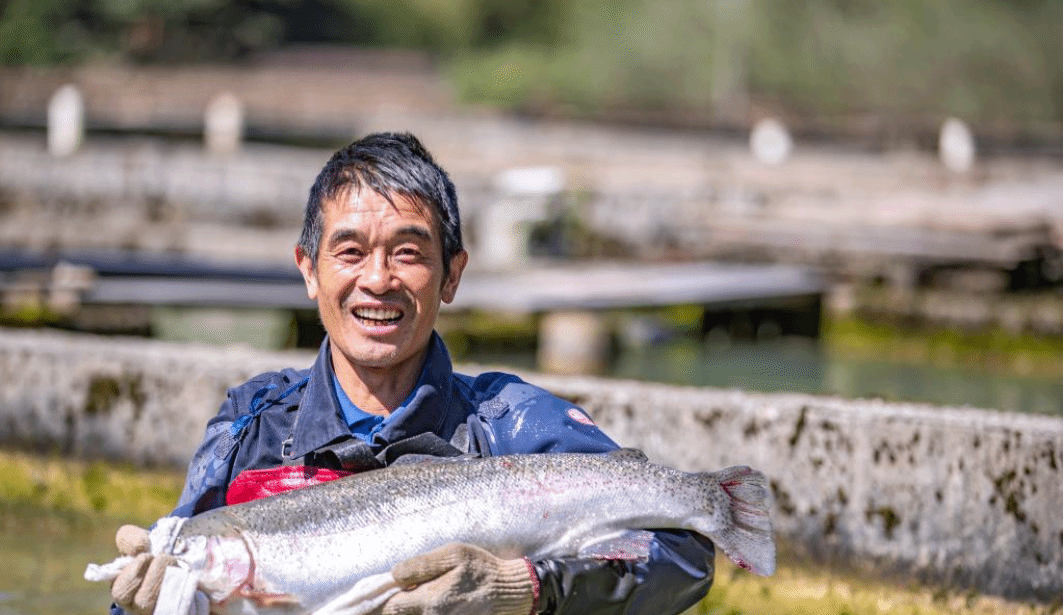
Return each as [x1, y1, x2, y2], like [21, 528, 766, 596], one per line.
[325, 187, 436, 224]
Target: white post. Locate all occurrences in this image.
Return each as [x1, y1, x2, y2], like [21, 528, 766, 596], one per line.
[48, 262, 96, 315]
[939, 117, 975, 173]
[477, 166, 565, 269]
[47, 84, 84, 157]
[750, 117, 793, 166]
[204, 92, 244, 155]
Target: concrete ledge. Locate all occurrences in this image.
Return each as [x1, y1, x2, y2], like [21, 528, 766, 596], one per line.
[0, 328, 1059, 600]
[0, 328, 313, 465]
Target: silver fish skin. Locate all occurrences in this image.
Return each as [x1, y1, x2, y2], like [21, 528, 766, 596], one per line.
[166, 451, 775, 613]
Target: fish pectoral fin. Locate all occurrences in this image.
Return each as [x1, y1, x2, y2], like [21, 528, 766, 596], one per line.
[603, 448, 649, 463]
[237, 586, 302, 608]
[576, 530, 655, 561]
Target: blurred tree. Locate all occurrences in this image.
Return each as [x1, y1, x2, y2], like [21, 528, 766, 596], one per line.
[1, 0, 1059, 130]
[742, 0, 1062, 126]
[1, 0, 293, 64]
[317, 0, 564, 51]
[0, 0, 81, 64]
[441, 0, 1061, 131]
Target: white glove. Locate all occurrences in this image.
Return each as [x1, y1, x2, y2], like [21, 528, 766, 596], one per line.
[110, 525, 177, 615]
[381, 543, 538, 615]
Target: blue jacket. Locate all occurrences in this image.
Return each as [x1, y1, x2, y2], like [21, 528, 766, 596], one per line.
[168, 332, 715, 614]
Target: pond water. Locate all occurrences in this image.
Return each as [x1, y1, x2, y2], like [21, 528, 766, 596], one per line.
[0, 503, 116, 615]
[469, 337, 1062, 415]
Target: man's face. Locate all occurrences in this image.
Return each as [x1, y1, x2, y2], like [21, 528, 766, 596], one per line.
[296, 188, 466, 373]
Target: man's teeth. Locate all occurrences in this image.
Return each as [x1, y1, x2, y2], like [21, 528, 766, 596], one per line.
[354, 308, 402, 321]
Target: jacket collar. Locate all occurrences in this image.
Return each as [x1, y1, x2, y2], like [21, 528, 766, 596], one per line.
[287, 331, 455, 459]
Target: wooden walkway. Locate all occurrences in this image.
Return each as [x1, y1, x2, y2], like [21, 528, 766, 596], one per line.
[85, 262, 825, 314]
[0, 250, 825, 313]
[450, 262, 824, 312]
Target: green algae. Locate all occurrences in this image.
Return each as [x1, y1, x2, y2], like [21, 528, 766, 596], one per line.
[682, 553, 1060, 615]
[824, 315, 1061, 379]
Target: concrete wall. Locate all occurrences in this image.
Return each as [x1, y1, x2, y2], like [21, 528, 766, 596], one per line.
[0, 328, 308, 465]
[0, 328, 1059, 600]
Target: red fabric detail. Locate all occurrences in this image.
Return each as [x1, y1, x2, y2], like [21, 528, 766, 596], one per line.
[523, 557, 540, 615]
[226, 465, 353, 506]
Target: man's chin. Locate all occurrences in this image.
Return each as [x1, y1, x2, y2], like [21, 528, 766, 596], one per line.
[330, 327, 431, 371]
[351, 349, 402, 369]
[341, 340, 413, 370]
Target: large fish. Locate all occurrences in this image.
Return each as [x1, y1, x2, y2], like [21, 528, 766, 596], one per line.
[87, 451, 775, 614]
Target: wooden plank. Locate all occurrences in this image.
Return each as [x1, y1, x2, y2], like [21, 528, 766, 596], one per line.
[78, 262, 825, 313]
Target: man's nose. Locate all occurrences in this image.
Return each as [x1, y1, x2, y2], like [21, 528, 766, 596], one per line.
[358, 251, 394, 295]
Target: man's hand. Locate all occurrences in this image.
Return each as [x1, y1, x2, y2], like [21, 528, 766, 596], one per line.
[381, 543, 538, 615]
[110, 525, 176, 615]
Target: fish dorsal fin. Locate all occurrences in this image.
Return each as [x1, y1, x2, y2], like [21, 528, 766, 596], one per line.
[577, 529, 656, 561]
[605, 448, 649, 463]
[388, 452, 480, 467]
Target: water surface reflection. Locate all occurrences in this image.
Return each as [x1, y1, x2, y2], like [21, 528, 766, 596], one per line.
[469, 338, 1061, 415]
[613, 338, 1062, 415]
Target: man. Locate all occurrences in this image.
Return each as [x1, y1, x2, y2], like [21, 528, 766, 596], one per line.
[111, 132, 715, 615]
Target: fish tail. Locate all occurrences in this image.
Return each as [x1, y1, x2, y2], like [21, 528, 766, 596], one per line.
[701, 465, 776, 577]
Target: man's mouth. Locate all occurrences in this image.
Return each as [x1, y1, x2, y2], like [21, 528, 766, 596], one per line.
[353, 307, 403, 326]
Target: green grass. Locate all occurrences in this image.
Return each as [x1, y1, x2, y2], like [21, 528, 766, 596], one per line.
[0, 450, 183, 524]
[683, 553, 1060, 615]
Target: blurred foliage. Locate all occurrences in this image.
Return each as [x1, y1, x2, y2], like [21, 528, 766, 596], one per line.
[446, 0, 1062, 128]
[1, 0, 1060, 128]
[0, 0, 292, 64]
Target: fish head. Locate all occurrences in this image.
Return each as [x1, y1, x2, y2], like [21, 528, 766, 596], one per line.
[170, 531, 253, 603]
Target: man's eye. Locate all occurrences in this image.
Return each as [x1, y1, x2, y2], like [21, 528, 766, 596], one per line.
[395, 247, 422, 261]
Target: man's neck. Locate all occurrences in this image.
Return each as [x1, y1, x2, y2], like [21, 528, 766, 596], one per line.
[329, 344, 429, 417]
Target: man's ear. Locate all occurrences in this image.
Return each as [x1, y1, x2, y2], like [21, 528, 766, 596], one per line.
[441, 250, 468, 304]
[295, 245, 318, 300]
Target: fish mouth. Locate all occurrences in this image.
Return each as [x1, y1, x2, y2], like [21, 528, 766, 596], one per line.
[352, 305, 404, 327]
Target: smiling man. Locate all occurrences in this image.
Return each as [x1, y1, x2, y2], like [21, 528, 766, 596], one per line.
[298, 175, 467, 416]
[109, 133, 715, 615]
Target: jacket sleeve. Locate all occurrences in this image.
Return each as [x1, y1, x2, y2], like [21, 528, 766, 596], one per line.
[533, 530, 715, 615]
[169, 394, 241, 518]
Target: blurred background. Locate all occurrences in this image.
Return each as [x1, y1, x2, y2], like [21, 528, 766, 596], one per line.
[0, 0, 1059, 412]
[0, 2, 1061, 613]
